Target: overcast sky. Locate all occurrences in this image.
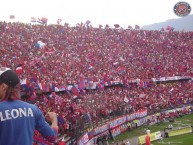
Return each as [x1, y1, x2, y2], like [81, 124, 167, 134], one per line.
[0, 0, 192, 27]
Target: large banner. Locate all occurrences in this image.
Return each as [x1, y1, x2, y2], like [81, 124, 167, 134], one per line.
[138, 131, 162, 145]
[110, 116, 127, 129]
[136, 110, 148, 118]
[137, 118, 147, 127]
[168, 127, 192, 137]
[94, 124, 109, 135]
[110, 109, 148, 129]
[111, 123, 128, 138]
[77, 133, 89, 145]
[126, 113, 136, 121]
[152, 76, 191, 82]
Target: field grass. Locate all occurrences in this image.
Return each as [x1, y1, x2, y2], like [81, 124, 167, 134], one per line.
[109, 114, 193, 144]
[152, 133, 193, 145]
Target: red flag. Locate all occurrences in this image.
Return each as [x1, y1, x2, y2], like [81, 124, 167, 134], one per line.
[57, 19, 62, 24]
[135, 24, 140, 29]
[99, 24, 103, 29]
[117, 66, 125, 74]
[38, 17, 48, 24]
[78, 77, 85, 90]
[166, 26, 172, 31]
[10, 15, 15, 19]
[64, 23, 69, 27]
[105, 24, 109, 29]
[58, 138, 66, 145]
[124, 96, 129, 103]
[114, 24, 120, 28]
[31, 17, 36, 22]
[58, 141, 66, 145]
[160, 27, 164, 31]
[71, 86, 79, 96]
[128, 25, 132, 29]
[43, 95, 48, 103]
[16, 64, 23, 74]
[166, 26, 174, 31]
[85, 20, 91, 25]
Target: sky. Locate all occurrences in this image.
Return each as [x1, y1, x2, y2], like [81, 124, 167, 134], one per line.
[0, 0, 192, 28]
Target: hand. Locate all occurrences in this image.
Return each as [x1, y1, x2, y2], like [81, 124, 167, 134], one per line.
[46, 112, 58, 129]
[46, 112, 57, 122]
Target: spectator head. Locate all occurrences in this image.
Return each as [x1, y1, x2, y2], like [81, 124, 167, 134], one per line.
[146, 129, 150, 134]
[0, 67, 20, 101]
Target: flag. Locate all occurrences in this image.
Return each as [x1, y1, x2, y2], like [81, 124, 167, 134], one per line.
[30, 76, 39, 91]
[139, 81, 147, 88]
[43, 94, 48, 103]
[117, 66, 125, 74]
[166, 26, 174, 31]
[57, 115, 64, 125]
[114, 24, 120, 28]
[97, 81, 104, 90]
[55, 87, 59, 92]
[33, 136, 53, 145]
[20, 78, 29, 92]
[124, 96, 129, 103]
[51, 82, 57, 91]
[169, 88, 174, 94]
[56, 86, 66, 92]
[16, 64, 23, 74]
[58, 137, 66, 145]
[38, 17, 48, 24]
[31, 17, 36, 22]
[35, 41, 46, 48]
[113, 62, 119, 66]
[105, 24, 109, 29]
[30, 76, 37, 84]
[166, 26, 172, 31]
[135, 24, 140, 29]
[71, 86, 79, 96]
[99, 24, 103, 29]
[64, 23, 69, 27]
[41, 17, 48, 23]
[85, 20, 91, 25]
[55, 95, 63, 105]
[76, 22, 84, 28]
[78, 78, 85, 90]
[10, 15, 15, 19]
[42, 84, 49, 92]
[20, 78, 27, 86]
[128, 25, 132, 29]
[139, 93, 146, 98]
[160, 27, 164, 31]
[30, 92, 37, 101]
[87, 79, 96, 89]
[38, 82, 45, 90]
[103, 75, 111, 86]
[57, 19, 62, 24]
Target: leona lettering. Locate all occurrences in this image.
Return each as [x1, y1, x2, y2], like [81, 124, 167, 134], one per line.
[0, 108, 34, 121]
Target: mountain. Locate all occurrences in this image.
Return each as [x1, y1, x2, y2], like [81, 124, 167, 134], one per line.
[142, 14, 193, 31]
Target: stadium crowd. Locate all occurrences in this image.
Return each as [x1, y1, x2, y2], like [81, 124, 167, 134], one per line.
[0, 21, 193, 144]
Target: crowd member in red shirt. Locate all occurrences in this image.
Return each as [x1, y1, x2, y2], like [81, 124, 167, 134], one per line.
[145, 130, 151, 145]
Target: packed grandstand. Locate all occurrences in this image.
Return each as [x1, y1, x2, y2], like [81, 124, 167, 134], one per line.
[0, 21, 193, 145]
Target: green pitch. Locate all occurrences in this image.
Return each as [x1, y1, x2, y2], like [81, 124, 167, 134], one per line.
[153, 133, 193, 145]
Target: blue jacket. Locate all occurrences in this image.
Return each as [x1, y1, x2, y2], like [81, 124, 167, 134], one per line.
[0, 100, 57, 145]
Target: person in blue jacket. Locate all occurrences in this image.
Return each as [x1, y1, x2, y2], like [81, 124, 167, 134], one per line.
[0, 67, 58, 145]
